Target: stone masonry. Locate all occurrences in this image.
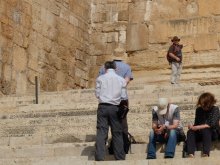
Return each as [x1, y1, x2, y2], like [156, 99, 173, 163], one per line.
[89, 0, 220, 86]
[0, 0, 90, 95]
[0, 0, 220, 95]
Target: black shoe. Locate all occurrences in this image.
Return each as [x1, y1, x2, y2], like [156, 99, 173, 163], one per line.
[146, 156, 156, 159]
[165, 155, 173, 159]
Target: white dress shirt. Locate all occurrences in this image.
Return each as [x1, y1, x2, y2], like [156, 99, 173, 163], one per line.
[95, 69, 127, 105]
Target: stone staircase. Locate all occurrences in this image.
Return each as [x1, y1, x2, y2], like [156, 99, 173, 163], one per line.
[0, 82, 220, 164]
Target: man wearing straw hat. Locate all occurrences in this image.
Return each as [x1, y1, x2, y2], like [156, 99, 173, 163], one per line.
[146, 98, 184, 159]
[167, 36, 184, 85]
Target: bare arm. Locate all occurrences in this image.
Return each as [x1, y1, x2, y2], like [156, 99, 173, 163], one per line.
[167, 120, 179, 130]
[188, 124, 210, 131]
[125, 77, 130, 86]
[169, 52, 180, 62]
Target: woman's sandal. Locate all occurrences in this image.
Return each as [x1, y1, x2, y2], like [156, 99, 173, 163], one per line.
[202, 154, 209, 157]
[188, 154, 195, 158]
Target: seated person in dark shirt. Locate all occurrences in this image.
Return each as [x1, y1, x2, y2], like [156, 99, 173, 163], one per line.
[186, 92, 220, 158]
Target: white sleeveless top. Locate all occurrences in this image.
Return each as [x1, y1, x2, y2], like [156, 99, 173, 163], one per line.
[152, 104, 183, 129]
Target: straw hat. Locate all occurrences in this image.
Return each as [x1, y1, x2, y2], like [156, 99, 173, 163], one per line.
[171, 36, 180, 42]
[158, 98, 169, 115]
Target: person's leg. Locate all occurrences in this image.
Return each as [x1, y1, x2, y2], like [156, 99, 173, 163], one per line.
[175, 63, 182, 84]
[171, 62, 178, 84]
[120, 100, 129, 153]
[201, 128, 212, 156]
[147, 130, 158, 159]
[186, 130, 197, 156]
[95, 104, 109, 161]
[109, 105, 125, 160]
[164, 130, 177, 158]
[121, 100, 129, 134]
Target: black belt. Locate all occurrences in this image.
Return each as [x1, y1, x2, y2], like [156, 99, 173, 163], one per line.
[99, 103, 117, 106]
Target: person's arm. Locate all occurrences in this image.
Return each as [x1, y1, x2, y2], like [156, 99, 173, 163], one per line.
[168, 45, 180, 62]
[152, 110, 158, 131]
[98, 66, 105, 76]
[169, 52, 180, 62]
[206, 106, 220, 128]
[121, 79, 127, 100]
[166, 107, 180, 130]
[124, 65, 133, 85]
[188, 108, 210, 131]
[189, 124, 210, 131]
[151, 109, 166, 134]
[95, 78, 101, 99]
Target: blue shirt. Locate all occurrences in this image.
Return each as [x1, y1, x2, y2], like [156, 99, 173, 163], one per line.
[95, 69, 127, 105]
[99, 60, 133, 81]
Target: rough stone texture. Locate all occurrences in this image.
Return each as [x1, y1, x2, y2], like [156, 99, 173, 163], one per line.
[0, 0, 90, 95]
[89, 0, 220, 87]
[0, 0, 220, 94]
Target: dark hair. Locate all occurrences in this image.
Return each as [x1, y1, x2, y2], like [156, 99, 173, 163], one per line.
[197, 92, 217, 110]
[104, 61, 116, 70]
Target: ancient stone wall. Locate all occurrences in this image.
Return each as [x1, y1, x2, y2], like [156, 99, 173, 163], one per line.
[0, 0, 90, 95]
[89, 0, 220, 86]
[1, 0, 220, 94]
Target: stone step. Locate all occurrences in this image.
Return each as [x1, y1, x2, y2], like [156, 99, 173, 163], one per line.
[1, 141, 220, 158]
[0, 111, 195, 145]
[132, 67, 220, 86]
[0, 113, 194, 135]
[0, 104, 196, 119]
[1, 142, 220, 159]
[1, 157, 220, 165]
[0, 148, 220, 165]
[0, 83, 219, 109]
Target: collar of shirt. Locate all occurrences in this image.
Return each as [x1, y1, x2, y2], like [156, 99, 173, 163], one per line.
[106, 69, 116, 73]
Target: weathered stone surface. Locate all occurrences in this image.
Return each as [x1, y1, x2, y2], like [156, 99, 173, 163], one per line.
[90, 0, 220, 87]
[126, 24, 148, 51]
[198, 0, 220, 16]
[0, 0, 220, 94]
[194, 34, 218, 51]
[0, 0, 90, 94]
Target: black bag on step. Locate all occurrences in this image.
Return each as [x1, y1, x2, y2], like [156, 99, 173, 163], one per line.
[108, 132, 136, 154]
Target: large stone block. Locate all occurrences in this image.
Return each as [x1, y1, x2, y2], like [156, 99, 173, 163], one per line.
[149, 21, 169, 44]
[15, 72, 27, 95]
[198, 0, 220, 16]
[126, 24, 148, 51]
[168, 17, 214, 37]
[129, 1, 146, 23]
[118, 10, 129, 21]
[193, 34, 218, 51]
[148, 0, 182, 20]
[128, 51, 163, 71]
[1, 23, 13, 39]
[12, 45, 27, 72]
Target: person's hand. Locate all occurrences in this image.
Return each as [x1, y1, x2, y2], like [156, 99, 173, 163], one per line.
[188, 124, 197, 131]
[154, 125, 165, 134]
[176, 57, 180, 62]
[188, 124, 193, 130]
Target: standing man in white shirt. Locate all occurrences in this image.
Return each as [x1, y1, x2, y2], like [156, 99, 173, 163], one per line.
[98, 55, 133, 153]
[95, 61, 127, 161]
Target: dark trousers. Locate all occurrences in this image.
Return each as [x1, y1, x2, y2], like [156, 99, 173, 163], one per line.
[120, 100, 129, 134]
[186, 128, 212, 155]
[95, 104, 125, 161]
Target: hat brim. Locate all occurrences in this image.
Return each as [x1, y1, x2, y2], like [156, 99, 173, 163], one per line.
[158, 107, 167, 115]
[171, 39, 180, 42]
